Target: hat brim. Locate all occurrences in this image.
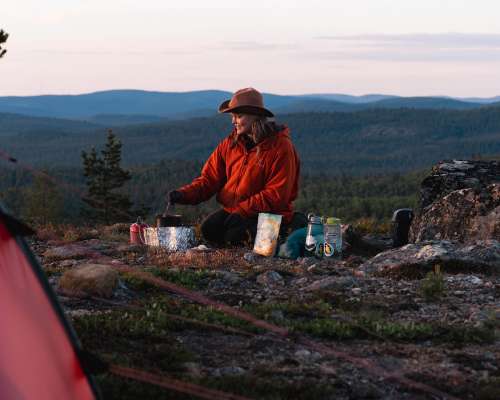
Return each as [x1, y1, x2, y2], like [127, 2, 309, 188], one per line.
[218, 100, 274, 117]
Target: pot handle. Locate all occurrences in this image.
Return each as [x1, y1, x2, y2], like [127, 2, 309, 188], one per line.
[162, 202, 175, 218]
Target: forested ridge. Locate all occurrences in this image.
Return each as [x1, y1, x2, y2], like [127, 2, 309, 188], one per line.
[1, 106, 499, 174]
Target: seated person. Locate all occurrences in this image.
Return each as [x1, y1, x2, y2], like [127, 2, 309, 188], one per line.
[168, 87, 304, 246]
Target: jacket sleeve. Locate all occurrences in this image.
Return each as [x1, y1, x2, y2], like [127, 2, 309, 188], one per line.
[228, 142, 298, 218]
[177, 141, 227, 205]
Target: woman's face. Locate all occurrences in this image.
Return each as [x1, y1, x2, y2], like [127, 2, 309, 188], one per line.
[232, 113, 257, 136]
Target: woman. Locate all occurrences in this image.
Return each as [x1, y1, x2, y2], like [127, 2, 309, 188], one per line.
[168, 87, 302, 246]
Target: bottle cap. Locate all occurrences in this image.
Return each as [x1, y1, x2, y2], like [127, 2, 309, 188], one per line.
[326, 217, 341, 224]
[310, 216, 323, 224]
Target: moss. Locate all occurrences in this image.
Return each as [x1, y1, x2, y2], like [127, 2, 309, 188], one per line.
[197, 376, 338, 400]
[95, 374, 338, 400]
[142, 297, 261, 334]
[477, 378, 500, 400]
[72, 308, 193, 372]
[121, 267, 211, 292]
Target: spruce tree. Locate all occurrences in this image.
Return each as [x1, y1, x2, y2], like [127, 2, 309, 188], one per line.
[81, 129, 132, 224]
[0, 29, 8, 58]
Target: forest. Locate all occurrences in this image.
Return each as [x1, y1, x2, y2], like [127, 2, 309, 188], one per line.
[1, 104, 500, 174]
[1, 104, 499, 227]
[0, 159, 423, 228]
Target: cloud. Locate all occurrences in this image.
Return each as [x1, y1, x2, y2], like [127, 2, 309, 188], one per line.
[315, 33, 500, 48]
[219, 41, 298, 51]
[309, 33, 500, 62]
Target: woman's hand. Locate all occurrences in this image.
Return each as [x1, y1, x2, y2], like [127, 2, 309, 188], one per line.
[167, 190, 183, 205]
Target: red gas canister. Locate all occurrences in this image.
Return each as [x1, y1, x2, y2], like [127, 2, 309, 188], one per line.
[130, 217, 147, 244]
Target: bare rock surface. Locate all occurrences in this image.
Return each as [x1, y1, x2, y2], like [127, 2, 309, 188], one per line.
[410, 160, 500, 243]
[359, 240, 500, 276]
[43, 244, 92, 260]
[28, 206, 500, 400]
[58, 263, 119, 298]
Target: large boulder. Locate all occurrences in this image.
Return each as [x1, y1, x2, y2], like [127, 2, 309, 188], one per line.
[359, 240, 500, 277]
[410, 160, 500, 243]
[59, 263, 119, 298]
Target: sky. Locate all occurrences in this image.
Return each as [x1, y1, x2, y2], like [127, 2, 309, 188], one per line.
[2, 0, 500, 97]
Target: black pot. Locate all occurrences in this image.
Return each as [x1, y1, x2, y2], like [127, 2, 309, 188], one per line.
[156, 214, 183, 227]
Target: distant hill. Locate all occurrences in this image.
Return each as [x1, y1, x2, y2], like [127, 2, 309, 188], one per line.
[87, 114, 167, 126]
[366, 96, 483, 110]
[299, 93, 398, 103]
[1, 106, 499, 175]
[0, 112, 99, 137]
[459, 96, 500, 104]
[0, 90, 497, 121]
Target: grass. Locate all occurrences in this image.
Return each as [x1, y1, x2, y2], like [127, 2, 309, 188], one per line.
[95, 373, 340, 400]
[419, 264, 446, 301]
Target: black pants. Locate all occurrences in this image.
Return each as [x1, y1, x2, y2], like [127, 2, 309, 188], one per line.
[201, 209, 257, 246]
[200, 209, 308, 247]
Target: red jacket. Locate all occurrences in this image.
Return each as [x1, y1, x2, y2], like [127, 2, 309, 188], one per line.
[178, 126, 300, 224]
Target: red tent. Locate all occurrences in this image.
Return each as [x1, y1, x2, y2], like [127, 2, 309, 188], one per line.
[0, 207, 98, 399]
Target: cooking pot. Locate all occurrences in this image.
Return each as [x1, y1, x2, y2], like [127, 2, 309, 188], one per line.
[145, 204, 196, 250]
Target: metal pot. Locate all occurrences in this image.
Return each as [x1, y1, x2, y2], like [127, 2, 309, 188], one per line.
[146, 204, 196, 250]
[156, 202, 184, 227]
[155, 213, 183, 227]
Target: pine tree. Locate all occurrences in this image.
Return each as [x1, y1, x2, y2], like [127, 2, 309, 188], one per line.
[81, 129, 132, 224]
[0, 29, 8, 58]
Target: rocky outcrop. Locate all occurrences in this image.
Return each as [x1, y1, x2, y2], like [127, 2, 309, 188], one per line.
[359, 240, 500, 277]
[410, 160, 500, 243]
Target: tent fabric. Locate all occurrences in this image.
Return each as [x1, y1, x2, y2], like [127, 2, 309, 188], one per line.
[0, 211, 97, 400]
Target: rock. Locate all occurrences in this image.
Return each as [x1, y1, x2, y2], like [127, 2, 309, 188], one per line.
[294, 349, 322, 363]
[351, 287, 362, 295]
[293, 277, 309, 286]
[310, 266, 329, 274]
[270, 309, 285, 321]
[216, 270, 241, 284]
[59, 263, 119, 298]
[256, 270, 284, 286]
[410, 160, 500, 243]
[116, 243, 144, 252]
[359, 240, 500, 276]
[294, 349, 311, 359]
[212, 366, 245, 377]
[59, 259, 78, 267]
[182, 362, 203, 378]
[297, 256, 316, 266]
[43, 245, 91, 261]
[244, 252, 261, 263]
[302, 276, 358, 292]
[190, 244, 211, 251]
[467, 276, 483, 285]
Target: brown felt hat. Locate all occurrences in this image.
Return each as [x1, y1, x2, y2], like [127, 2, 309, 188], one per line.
[218, 87, 274, 117]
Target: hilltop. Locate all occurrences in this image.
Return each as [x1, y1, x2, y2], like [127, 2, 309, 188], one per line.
[1, 89, 499, 121]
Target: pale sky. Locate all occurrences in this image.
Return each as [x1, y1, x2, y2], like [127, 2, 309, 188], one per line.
[2, 0, 500, 96]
